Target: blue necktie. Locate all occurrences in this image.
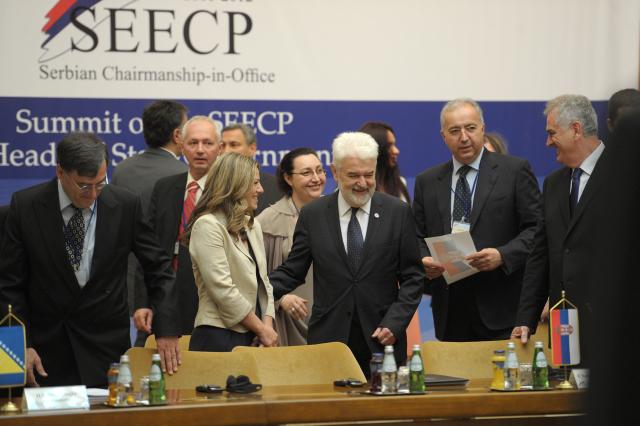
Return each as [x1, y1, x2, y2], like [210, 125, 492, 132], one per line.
[570, 168, 583, 216]
[347, 207, 364, 272]
[453, 165, 472, 222]
[64, 207, 85, 271]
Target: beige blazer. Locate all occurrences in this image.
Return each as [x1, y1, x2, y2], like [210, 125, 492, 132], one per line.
[189, 211, 275, 333]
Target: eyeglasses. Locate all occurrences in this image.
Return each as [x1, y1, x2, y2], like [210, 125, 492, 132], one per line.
[65, 172, 107, 193]
[290, 168, 326, 178]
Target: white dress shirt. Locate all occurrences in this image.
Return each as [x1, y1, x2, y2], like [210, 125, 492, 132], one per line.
[573, 141, 605, 202]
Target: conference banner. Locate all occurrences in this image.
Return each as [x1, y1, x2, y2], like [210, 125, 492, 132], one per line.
[1, 0, 638, 340]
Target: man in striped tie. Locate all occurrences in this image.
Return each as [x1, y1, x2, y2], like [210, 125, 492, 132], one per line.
[133, 116, 220, 345]
[513, 94, 606, 368]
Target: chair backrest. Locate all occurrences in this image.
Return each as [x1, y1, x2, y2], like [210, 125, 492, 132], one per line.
[232, 342, 366, 385]
[125, 347, 259, 389]
[144, 335, 191, 351]
[421, 325, 553, 380]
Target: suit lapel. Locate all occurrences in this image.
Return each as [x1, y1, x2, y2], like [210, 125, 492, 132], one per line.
[168, 174, 188, 238]
[327, 192, 350, 271]
[556, 168, 572, 229]
[470, 152, 498, 230]
[436, 162, 453, 234]
[359, 192, 383, 275]
[566, 149, 608, 236]
[35, 180, 81, 296]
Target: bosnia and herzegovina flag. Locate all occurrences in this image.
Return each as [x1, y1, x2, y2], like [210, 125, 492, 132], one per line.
[0, 325, 26, 387]
[550, 308, 581, 366]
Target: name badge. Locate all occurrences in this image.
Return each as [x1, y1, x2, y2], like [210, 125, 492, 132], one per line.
[451, 221, 470, 234]
[22, 385, 90, 411]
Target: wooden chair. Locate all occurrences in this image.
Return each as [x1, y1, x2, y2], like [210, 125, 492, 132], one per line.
[421, 323, 553, 379]
[125, 347, 259, 390]
[143, 334, 191, 351]
[232, 342, 366, 385]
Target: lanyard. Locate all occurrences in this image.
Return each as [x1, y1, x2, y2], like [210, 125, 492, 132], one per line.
[450, 170, 479, 222]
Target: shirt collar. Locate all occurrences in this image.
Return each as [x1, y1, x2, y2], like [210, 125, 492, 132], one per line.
[337, 190, 372, 217]
[577, 141, 604, 176]
[57, 179, 96, 212]
[187, 172, 207, 191]
[452, 147, 485, 175]
[160, 146, 180, 160]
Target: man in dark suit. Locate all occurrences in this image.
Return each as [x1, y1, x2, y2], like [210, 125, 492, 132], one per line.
[220, 123, 282, 214]
[134, 116, 220, 345]
[413, 98, 540, 341]
[512, 95, 606, 368]
[112, 100, 188, 317]
[0, 204, 8, 248]
[269, 132, 424, 375]
[0, 132, 181, 387]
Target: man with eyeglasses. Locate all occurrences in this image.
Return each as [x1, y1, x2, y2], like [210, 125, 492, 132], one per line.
[269, 132, 424, 375]
[0, 132, 181, 388]
[413, 98, 540, 342]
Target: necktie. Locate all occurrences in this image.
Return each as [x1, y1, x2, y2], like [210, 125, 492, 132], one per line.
[453, 165, 472, 222]
[64, 206, 85, 271]
[174, 181, 199, 270]
[347, 207, 364, 272]
[569, 168, 583, 216]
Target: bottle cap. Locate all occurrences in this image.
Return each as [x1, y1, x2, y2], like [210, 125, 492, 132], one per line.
[384, 345, 394, 352]
[534, 341, 544, 348]
[494, 349, 505, 354]
[120, 354, 129, 362]
[412, 344, 420, 351]
[152, 353, 161, 361]
[507, 342, 515, 349]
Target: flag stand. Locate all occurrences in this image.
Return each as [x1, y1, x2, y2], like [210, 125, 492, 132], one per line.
[551, 291, 577, 390]
[1, 305, 23, 413]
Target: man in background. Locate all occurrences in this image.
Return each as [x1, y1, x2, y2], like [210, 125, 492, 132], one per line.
[112, 100, 188, 322]
[606, 88, 640, 132]
[220, 123, 282, 214]
[0, 132, 180, 387]
[134, 116, 220, 345]
[413, 98, 540, 342]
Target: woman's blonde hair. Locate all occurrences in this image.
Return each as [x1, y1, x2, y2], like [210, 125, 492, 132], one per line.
[185, 152, 259, 242]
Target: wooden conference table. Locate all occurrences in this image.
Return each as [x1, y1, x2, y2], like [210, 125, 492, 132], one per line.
[0, 379, 584, 425]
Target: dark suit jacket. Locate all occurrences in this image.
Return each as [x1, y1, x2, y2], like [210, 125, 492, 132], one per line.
[516, 147, 608, 367]
[0, 180, 179, 387]
[257, 171, 283, 215]
[0, 205, 8, 251]
[413, 151, 541, 340]
[269, 191, 424, 362]
[135, 172, 198, 336]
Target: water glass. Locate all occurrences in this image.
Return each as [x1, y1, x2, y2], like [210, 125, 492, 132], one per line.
[397, 366, 410, 394]
[519, 362, 533, 390]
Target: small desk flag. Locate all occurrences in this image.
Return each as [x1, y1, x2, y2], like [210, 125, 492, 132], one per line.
[0, 314, 26, 387]
[550, 294, 580, 366]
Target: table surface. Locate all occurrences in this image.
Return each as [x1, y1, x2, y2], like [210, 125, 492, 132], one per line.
[0, 379, 585, 426]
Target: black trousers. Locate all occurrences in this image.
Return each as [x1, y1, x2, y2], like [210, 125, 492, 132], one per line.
[189, 325, 255, 352]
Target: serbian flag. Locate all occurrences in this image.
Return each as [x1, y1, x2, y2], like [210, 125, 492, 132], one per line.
[550, 308, 580, 366]
[0, 324, 26, 387]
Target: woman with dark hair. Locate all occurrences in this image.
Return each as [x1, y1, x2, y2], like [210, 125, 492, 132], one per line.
[185, 152, 277, 352]
[358, 121, 411, 202]
[256, 148, 326, 345]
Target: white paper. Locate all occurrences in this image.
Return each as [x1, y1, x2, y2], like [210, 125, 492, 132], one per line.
[22, 385, 89, 411]
[424, 231, 479, 284]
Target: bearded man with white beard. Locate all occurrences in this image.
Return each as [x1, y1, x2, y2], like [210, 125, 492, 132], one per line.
[269, 132, 425, 376]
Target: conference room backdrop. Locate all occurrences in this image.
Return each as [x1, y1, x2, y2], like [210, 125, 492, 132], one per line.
[1, 0, 638, 341]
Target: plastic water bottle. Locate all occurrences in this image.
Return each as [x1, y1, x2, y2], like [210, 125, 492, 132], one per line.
[116, 354, 135, 405]
[149, 353, 166, 404]
[532, 341, 549, 390]
[504, 342, 520, 390]
[380, 345, 397, 393]
[409, 344, 425, 392]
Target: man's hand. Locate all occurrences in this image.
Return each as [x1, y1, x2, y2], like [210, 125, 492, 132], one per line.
[422, 256, 445, 280]
[372, 327, 396, 346]
[133, 308, 153, 333]
[26, 347, 47, 386]
[466, 248, 503, 271]
[540, 299, 550, 323]
[280, 294, 309, 320]
[256, 322, 278, 347]
[156, 336, 181, 375]
[511, 326, 530, 344]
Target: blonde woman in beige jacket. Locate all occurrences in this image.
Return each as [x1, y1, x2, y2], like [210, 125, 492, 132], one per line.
[185, 153, 277, 351]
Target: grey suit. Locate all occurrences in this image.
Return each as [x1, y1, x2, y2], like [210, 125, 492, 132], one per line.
[112, 148, 187, 315]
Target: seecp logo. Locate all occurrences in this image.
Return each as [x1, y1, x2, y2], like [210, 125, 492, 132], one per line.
[39, 0, 253, 64]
